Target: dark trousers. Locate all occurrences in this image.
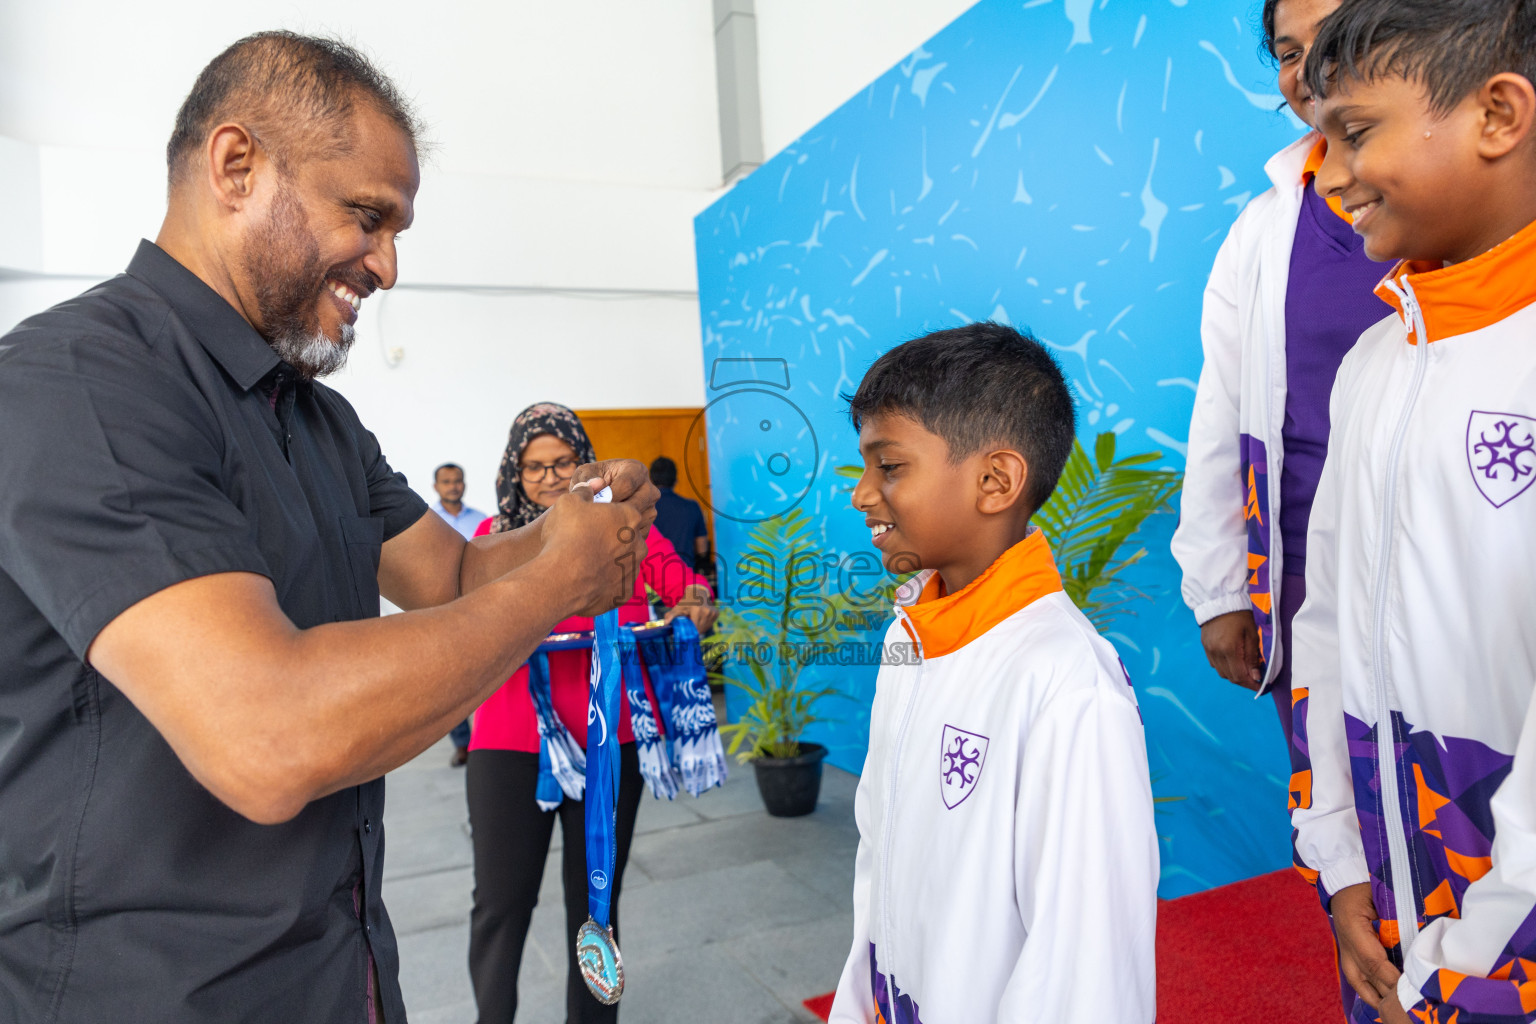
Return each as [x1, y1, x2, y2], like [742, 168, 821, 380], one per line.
[466, 745, 644, 1024]
[450, 719, 472, 748]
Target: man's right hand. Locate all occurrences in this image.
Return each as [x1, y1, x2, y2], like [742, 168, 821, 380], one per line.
[539, 483, 653, 617]
[1330, 882, 1402, 1011]
[1200, 609, 1264, 690]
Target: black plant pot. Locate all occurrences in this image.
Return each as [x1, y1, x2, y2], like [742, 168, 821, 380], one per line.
[752, 742, 827, 817]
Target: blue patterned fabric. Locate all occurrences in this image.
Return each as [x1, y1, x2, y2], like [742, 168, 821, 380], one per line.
[619, 627, 677, 800]
[650, 618, 729, 796]
[526, 651, 586, 811]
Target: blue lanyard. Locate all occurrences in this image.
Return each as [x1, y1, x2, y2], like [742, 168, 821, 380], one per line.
[584, 609, 622, 928]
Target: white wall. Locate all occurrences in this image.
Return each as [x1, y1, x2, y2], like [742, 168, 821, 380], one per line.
[0, 0, 975, 513]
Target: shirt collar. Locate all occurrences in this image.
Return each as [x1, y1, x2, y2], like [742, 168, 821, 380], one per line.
[1374, 216, 1536, 345]
[894, 529, 1063, 659]
[1263, 130, 1322, 193]
[126, 239, 281, 391]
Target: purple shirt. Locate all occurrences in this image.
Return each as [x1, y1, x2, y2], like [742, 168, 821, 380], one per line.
[1280, 184, 1392, 573]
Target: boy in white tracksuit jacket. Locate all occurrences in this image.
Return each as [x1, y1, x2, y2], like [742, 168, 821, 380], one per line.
[833, 323, 1157, 1023]
[1293, 4, 1536, 1020]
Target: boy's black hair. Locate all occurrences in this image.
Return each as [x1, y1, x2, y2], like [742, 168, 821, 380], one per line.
[846, 321, 1076, 517]
[433, 462, 462, 480]
[1304, 0, 1536, 114]
[649, 456, 678, 489]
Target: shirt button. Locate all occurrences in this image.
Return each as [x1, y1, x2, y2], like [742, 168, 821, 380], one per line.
[363, 818, 373, 834]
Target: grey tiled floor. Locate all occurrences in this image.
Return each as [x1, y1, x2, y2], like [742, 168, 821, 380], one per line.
[382, 727, 859, 1024]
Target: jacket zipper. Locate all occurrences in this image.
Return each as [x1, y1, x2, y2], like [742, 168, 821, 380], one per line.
[880, 608, 925, 1001]
[1373, 276, 1431, 958]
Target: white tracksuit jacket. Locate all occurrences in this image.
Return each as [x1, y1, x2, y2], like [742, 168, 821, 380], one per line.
[1290, 217, 1536, 1021]
[1171, 131, 1324, 692]
[829, 532, 1158, 1024]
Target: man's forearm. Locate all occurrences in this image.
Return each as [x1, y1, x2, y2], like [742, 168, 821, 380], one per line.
[89, 550, 584, 824]
[286, 548, 578, 807]
[459, 518, 544, 594]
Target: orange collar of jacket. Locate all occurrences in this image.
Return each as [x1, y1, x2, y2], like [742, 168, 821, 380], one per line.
[1375, 216, 1536, 345]
[897, 530, 1063, 659]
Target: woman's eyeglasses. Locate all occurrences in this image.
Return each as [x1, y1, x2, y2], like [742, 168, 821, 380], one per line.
[519, 458, 578, 483]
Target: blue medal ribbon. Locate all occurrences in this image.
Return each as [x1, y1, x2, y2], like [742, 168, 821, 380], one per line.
[578, 608, 625, 1003]
[585, 609, 622, 928]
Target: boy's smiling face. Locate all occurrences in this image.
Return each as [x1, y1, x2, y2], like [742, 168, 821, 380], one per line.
[852, 412, 974, 578]
[850, 411, 1033, 594]
[1314, 71, 1536, 264]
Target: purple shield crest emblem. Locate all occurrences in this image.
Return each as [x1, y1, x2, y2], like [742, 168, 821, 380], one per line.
[940, 725, 989, 810]
[1467, 411, 1536, 508]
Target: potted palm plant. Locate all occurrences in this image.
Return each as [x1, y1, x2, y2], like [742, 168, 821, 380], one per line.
[704, 508, 886, 816]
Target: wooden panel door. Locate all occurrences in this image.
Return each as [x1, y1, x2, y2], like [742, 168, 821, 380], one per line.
[574, 407, 714, 551]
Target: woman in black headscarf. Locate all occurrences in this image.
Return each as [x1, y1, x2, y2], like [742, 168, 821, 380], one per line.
[465, 402, 714, 1023]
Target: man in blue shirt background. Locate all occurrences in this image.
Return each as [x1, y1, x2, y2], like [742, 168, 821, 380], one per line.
[430, 462, 487, 764]
[430, 463, 486, 540]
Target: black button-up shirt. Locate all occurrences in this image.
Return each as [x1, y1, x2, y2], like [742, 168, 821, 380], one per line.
[0, 241, 428, 1023]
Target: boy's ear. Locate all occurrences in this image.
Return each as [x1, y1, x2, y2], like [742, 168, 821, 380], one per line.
[1477, 73, 1536, 160]
[975, 449, 1030, 516]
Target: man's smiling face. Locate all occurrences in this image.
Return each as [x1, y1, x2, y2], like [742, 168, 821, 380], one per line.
[239, 99, 419, 377]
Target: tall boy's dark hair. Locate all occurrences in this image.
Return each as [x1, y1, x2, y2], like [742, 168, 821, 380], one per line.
[1303, 0, 1536, 114]
[846, 321, 1076, 517]
[167, 31, 424, 191]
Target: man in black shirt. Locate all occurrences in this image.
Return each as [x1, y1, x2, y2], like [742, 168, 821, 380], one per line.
[0, 32, 654, 1023]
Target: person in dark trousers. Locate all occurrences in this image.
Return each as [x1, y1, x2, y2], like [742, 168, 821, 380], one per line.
[468, 406, 715, 1023]
[649, 457, 711, 573]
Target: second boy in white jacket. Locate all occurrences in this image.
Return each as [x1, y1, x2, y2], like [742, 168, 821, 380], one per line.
[833, 323, 1157, 1023]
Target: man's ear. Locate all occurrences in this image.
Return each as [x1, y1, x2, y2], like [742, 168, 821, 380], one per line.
[1477, 73, 1536, 160]
[976, 449, 1030, 515]
[203, 123, 263, 211]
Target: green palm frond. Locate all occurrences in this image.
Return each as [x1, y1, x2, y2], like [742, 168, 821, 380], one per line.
[1035, 432, 1182, 630]
[703, 508, 879, 761]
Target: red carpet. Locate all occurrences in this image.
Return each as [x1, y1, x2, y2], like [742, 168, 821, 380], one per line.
[803, 869, 1343, 1022]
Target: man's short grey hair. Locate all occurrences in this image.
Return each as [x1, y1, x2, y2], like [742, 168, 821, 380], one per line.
[166, 30, 424, 190]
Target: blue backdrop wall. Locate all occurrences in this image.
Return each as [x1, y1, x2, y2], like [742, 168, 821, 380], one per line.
[693, 0, 1306, 898]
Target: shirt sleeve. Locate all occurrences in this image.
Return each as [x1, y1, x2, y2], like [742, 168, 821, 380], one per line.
[0, 341, 271, 660]
[640, 526, 707, 605]
[1396, 689, 1536, 1022]
[1000, 681, 1159, 1023]
[1169, 211, 1258, 626]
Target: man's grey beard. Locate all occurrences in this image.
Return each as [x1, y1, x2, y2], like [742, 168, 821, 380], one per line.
[269, 322, 354, 379]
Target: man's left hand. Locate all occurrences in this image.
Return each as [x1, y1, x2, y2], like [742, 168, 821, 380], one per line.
[664, 583, 718, 634]
[571, 459, 656, 505]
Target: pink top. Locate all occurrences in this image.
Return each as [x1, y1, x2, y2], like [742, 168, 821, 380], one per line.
[468, 520, 709, 752]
